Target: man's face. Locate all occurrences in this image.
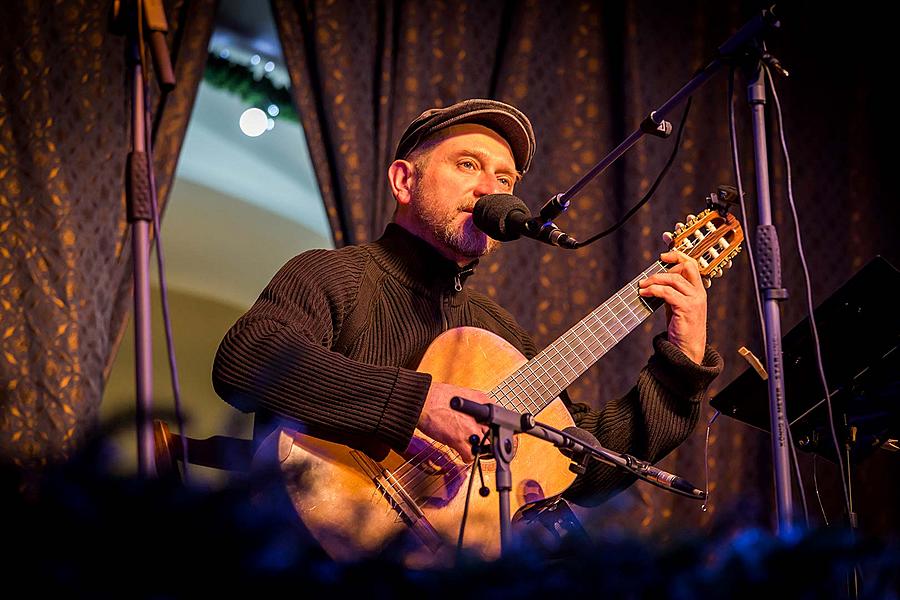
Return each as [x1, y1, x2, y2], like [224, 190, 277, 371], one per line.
[404, 124, 519, 264]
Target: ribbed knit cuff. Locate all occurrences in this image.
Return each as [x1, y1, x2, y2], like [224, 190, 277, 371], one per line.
[647, 333, 723, 400]
[376, 368, 432, 452]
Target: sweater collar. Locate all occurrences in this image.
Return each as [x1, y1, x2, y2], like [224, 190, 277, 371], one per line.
[370, 223, 478, 294]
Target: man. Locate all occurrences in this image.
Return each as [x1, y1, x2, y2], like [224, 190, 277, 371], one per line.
[212, 98, 722, 524]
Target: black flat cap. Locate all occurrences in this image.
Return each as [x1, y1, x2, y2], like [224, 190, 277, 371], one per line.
[394, 98, 536, 175]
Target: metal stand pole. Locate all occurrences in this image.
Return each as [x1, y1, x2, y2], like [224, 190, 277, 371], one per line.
[746, 60, 794, 533]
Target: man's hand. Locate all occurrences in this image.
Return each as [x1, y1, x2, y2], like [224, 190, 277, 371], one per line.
[638, 250, 707, 363]
[412, 381, 490, 463]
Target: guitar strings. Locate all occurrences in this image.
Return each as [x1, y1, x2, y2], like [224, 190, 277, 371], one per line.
[391, 260, 677, 496]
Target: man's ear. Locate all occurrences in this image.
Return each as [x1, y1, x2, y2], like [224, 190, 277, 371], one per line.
[388, 159, 415, 206]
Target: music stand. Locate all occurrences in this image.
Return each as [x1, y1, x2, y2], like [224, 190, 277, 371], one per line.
[711, 255, 899, 466]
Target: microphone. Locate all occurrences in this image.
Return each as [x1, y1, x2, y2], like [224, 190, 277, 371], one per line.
[473, 194, 578, 249]
[561, 427, 706, 499]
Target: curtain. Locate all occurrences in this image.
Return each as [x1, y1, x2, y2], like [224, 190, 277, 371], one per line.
[273, 0, 897, 537]
[0, 0, 218, 470]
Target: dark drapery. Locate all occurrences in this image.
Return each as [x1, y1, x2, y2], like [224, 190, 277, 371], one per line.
[0, 0, 217, 469]
[275, 0, 898, 536]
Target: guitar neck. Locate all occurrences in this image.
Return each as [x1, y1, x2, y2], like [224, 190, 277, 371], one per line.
[490, 261, 668, 415]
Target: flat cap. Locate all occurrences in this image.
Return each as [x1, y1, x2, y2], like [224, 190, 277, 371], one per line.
[394, 98, 536, 175]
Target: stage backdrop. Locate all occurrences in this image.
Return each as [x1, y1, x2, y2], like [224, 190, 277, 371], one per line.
[0, 0, 217, 469]
[0, 0, 896, 538]
[273, 0, 897, 538]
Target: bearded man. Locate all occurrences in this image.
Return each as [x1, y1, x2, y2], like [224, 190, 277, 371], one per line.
[212, 98, 722, 554]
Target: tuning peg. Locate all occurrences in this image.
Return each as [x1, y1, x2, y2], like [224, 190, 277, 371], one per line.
[662, 231, 674, 245]
[702, 276, 712, 289]
[725, 259, 733, 269]
[686, 214, 697, 225]
[675, 222, 686, 233]
[713, 268, 724, 278]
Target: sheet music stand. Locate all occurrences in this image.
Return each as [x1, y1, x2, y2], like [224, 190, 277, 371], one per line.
[711, 256, 899, 465]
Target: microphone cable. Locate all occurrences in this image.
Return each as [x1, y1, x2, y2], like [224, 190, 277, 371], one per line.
[456, 431, 491, 560]
[571, 96, 693, 248]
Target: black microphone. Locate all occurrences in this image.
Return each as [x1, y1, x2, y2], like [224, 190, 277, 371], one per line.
[473, 194, 578, 249]
[561, 426, 706, 499]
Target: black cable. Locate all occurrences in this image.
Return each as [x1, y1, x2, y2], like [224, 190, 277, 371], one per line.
[572, 96, 693, 248]
[456, 431, 490, 558]
[138, 19, 188, 482]
[765, 65, 852, 521]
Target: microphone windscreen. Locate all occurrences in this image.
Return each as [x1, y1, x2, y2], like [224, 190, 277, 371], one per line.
[562, 426, 601, 450]
[472, 193, 529, 241]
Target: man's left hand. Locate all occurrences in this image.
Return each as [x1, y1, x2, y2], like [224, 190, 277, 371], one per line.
[638, 250, 707, 364]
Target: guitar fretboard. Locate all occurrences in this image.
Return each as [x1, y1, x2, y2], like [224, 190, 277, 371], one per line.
[489, 261, 668, 415]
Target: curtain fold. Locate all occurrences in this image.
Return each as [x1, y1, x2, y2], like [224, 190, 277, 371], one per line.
[0, 0, 217, 469]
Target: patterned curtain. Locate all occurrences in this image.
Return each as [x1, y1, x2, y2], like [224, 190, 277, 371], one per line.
[0, 0, 217, 469]
[274, 0, 897, 537]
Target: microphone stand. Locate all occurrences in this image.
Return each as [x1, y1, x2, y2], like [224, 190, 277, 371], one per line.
[741, 47, 794, 536]
[450, 397, 705, 557]
[530, 7, 796, 535]
[111, 0, 176, 478]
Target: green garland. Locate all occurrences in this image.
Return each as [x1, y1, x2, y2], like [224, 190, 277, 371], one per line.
[203, 53, 299, 123]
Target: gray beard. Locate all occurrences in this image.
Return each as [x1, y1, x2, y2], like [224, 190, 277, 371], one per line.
[413, 205, 499, 261]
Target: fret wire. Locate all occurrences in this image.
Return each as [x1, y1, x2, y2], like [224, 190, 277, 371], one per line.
[520, 359, 554, 413]
[619, 296, 641, 331]
[511, 367, 542, 413]
[529, 350, 556, 407]
[490, 260, 673, 414]
[503, 378, 532, 413]
[567, 319, 596, 372]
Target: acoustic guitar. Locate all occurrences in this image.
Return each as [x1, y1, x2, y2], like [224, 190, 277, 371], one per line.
[256, 207, 744, 563]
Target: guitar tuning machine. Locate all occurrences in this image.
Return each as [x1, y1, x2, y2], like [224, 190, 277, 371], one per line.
[662, 231, 675, 245]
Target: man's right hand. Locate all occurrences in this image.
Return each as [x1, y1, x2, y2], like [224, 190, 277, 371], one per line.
[412, 381, 491, 463]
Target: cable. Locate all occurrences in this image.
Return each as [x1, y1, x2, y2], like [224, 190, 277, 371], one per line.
[701, 410, 720, 513]
[765, 65, 852, 520]
[572, 97, 693, 248]
[139, 27, 189, 483]
[727, 67, 767, 350]
[456, 431, 490, 559]
[812, 454, 830, 527]
[786, 423, 811, 527]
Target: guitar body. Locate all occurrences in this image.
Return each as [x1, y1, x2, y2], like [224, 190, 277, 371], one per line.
[260, 326, 577, 563]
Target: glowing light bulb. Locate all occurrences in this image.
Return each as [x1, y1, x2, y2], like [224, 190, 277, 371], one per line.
[239, 108, 268, 137]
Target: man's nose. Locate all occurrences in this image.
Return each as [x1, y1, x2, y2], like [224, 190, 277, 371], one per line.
[473, 172, 503, 196]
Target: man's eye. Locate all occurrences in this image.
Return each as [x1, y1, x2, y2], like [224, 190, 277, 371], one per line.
[459, 160, 476, 170]
[498, 177, 512, 187]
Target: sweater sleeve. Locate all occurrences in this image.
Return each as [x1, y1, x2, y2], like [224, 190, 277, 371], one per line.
[562, 332, 723, 506]
[211, 252, 431, 453]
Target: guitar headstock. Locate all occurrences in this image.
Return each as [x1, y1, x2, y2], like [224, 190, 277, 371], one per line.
[663, 209, 744, 288]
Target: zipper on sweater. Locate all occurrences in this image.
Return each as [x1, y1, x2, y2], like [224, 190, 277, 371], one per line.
[444, 267, 472, 330]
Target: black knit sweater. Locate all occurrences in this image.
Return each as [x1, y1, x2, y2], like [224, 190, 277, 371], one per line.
[212, 223, 723, 505]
